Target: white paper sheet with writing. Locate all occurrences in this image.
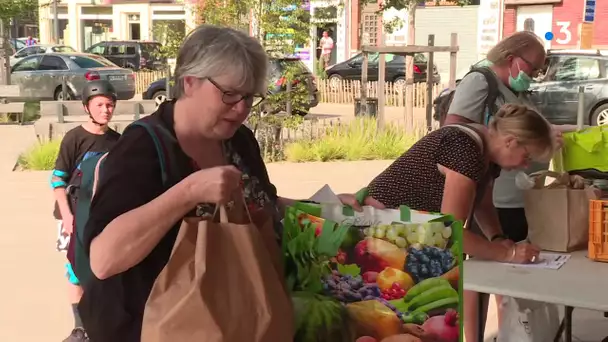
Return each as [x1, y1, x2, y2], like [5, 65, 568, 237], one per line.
[501, 252, 571, 270]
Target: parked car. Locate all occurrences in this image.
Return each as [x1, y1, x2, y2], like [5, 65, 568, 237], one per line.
[10, 52, 135, 101]
[85, 40, 167, 71]
[526, 49, 608, 126]
[8, 38, 26, 54]
[142, 57, 319, 116]
[325, 52, 441, 89]
[10, 44, 76, 66]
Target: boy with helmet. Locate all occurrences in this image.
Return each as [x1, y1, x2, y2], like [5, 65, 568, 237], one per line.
[50, 80, 120, 342]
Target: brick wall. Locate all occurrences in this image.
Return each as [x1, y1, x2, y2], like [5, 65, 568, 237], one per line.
[552, 0, 583, 49]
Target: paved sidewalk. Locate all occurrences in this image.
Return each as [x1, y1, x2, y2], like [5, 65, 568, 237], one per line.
[0, 125, 37, 172]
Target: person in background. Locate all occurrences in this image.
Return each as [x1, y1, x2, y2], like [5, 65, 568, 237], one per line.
[50, 80, 121, 342]
[25, 36, 36, 47]
[444, 31, 579, 342]
[319, 30, 334, 69]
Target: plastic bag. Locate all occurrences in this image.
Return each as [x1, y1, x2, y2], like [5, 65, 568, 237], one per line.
[497, 297, 561, 342]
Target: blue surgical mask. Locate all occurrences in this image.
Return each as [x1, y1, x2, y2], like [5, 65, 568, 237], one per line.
[508, 61, 532, 92]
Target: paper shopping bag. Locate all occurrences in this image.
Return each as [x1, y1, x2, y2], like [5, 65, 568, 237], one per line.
[524, 171, 599, 252]
[140, 205, 294, 342]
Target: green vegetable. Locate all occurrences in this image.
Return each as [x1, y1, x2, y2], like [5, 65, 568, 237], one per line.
[406, 285, 458, 311]
[402, 311, 429, 324]
[337, 264, 360, 277]
[388, 299, 409, 313]
[292, 292, 354, 342]
[404, 277, 450, 302]
[412, 296, 459, 315]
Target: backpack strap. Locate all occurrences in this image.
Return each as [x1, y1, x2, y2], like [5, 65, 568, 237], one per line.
[129, 121, 178, 186]
[92, 153, 109, 198]
[465, 67, 501, 124]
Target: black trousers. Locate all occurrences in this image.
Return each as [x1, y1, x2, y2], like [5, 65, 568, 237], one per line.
[468, 207, 528, 243]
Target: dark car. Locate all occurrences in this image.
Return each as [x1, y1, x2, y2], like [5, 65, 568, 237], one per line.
[527, 49, 608, 126]
[325, 52, 441, 89]
[85, 40, 167, 71]
[142, 57, 319, 116]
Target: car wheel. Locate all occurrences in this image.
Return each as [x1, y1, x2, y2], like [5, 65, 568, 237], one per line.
[152, 90, 167, 107]
[591, 103, 608, 126]
[54, 87, 73, 101]
[393, 77, 406, 89]
[328, 74, 342, 90]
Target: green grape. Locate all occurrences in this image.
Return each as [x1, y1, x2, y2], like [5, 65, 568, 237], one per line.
[386, 228, 398, 241]
[393, 224, 406, 235]
[374, 227, 386, 238]
[441, 226, 452, 239]
[430, 223, 443, 234]
[432, 233, 445, 247]
[394, 236, 408, 248]
[406, 231, 418, 244]
[363, 227, 374, 237]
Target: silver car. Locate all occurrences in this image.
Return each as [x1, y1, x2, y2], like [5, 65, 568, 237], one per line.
[10, 44, 76, 66]
[10, 53, 136, 101]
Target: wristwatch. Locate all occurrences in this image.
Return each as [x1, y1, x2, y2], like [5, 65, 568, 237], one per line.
[490, 233, 509, 242]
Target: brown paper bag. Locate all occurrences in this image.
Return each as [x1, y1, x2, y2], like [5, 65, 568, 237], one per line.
[141, 204, 294, 342]
[524, 171, 599, 252]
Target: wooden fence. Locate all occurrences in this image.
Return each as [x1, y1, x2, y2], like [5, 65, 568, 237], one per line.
[135, 70, 167, 95]
[316, 79, 447, 107]
[133, 70, 448, 108]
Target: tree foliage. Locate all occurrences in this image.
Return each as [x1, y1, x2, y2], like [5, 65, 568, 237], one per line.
[0, 0, 39, 23]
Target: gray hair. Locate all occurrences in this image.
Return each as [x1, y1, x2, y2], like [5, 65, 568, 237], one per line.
[173, 25, 268, 99]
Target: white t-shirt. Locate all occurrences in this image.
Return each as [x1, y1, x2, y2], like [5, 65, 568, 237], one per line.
[320, 37, 334, 55]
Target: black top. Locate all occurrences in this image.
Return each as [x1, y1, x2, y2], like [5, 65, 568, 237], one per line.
[52, 125, 120, 219]
[78, 101, 279, 342]
[368, 126, 501, 213]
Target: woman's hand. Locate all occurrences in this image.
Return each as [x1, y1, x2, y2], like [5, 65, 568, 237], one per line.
[502, 242, 541, 264]
[186, 165, 243, 204]
[337, 193, 385, 212]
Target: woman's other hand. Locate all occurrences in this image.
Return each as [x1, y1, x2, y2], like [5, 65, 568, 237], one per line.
[337, 193, 386, 212]
[187, 165, 243, 204]
[503, 242, 541, 264]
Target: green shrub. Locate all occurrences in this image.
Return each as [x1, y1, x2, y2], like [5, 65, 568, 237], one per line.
[284, 118, 423, 162]
[19, 137, 62, 170]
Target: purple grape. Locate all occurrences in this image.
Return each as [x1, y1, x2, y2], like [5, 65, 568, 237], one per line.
[326, 279, 337, 288]
[363, 295, 376, 301]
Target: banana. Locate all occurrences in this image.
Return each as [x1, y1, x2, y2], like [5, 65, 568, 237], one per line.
[403, 277, 450, 302]
[412, 296, 459, 315]
[406, 285, 458, 311]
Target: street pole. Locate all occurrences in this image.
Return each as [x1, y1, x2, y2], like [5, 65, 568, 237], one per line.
[0, 19, 10, 86]
[53, 0, 60, 44]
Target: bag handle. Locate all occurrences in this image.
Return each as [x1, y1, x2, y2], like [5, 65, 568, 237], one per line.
[211, 192, 254, 224]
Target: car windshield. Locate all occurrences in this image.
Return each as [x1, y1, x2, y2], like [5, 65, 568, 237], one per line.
[69, 55, 116, 68]
[52, 46, 76, 53]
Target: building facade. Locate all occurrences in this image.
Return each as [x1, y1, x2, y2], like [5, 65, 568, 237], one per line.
[503, 0, 608, 49]
[38, 0, 197, 51]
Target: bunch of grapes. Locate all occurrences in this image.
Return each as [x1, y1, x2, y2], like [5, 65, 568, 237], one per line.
[380, 282, 406, 300]
[322, 270, 382, 303]
[405, 246, 454, 283]
[374, 297, 406, 320]
[363, 223, 452, 249]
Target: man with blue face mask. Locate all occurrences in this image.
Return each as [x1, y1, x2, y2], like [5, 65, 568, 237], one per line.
[444, 31, 579, 342]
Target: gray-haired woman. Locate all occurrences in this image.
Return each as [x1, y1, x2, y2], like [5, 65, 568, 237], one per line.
[75, 25, 361, 342]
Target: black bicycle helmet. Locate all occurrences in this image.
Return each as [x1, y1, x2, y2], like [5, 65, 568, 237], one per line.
[81, 80, 117, 106]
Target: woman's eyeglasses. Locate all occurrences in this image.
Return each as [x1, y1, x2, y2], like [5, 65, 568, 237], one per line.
[207, 78, 265, 107]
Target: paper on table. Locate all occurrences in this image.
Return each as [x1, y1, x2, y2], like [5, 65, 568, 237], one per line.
[308, 184, 342, 203]
[501, 252, 571, 270]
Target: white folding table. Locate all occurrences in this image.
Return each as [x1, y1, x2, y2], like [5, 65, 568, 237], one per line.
[464, 251, 608, 342]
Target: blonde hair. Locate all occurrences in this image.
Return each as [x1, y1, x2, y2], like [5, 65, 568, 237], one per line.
[487, 31, 545, 65]
[490, 103, 554, 160]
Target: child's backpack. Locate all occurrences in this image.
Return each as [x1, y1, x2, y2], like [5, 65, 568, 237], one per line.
[433, 67, 501, 127]
[67, 121, 176, 287]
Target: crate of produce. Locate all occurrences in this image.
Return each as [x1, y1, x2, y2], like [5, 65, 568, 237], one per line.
[589, 199, 608, 262]
[283, 195, 461, 342]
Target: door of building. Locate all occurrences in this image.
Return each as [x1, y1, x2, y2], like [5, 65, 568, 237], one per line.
[516, 5, 553, 49]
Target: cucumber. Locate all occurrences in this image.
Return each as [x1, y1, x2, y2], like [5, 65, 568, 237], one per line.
[412, 296, 459, 315]
[404, 277, 450, 302]
[407, 285, 458, 311]
[402, 311, 429, 325]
